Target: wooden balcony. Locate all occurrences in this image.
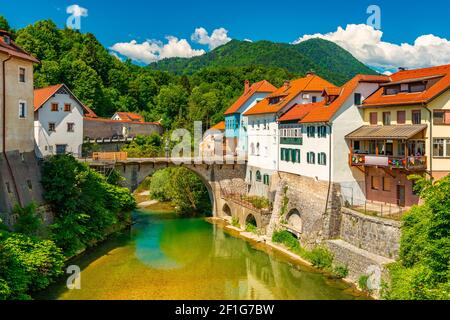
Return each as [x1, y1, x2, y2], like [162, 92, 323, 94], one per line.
[349, 153, 427, 171]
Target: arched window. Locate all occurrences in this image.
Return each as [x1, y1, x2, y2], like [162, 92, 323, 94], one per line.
[256, 143, 260, 156]
[250, 143, 255, 155]
[256, 171, 262, 182]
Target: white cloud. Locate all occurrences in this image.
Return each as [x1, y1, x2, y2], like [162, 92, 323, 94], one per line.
[293, 24, 450, 70]
[66, 4, 88, 17]
[244, 38, 253, 43]
[191, 27, 231, 50]
[110, 37, 205, 64]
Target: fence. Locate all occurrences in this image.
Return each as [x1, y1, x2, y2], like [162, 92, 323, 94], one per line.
[344, 199, 406, 220]
[92, 152, 128, 161]
[220, 187, 273, 214]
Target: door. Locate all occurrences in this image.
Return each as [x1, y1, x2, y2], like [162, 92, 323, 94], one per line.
[397, 185, 406, 207]
[56, 144, 67, 155]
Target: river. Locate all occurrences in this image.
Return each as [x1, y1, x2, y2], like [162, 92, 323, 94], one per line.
[36, 204, 366, 300]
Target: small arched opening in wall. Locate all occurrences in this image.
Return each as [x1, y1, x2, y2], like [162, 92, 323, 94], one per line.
[245, 213, 258, 229]
[222, 203, 232, 217]
[286, 208, 302, 233]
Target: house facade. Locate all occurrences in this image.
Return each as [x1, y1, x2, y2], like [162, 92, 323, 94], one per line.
[112, 112, 144, 122]
[0, 30, 43, 217]
[243, 73, 336, 196]
[278, 75, 389, 205]
[347, 65, 450, 207]
[34, 84, 88, 158]
[224, 80, 276, 157]
[200, 121, 225, 161]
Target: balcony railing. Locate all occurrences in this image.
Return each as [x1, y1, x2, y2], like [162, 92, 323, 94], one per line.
[350, 153, 427, 171]
[280, 137, 302, 145]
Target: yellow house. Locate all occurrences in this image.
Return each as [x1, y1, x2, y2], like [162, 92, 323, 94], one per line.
[346, 64, 450, 207]
[0, 30, 41, 216]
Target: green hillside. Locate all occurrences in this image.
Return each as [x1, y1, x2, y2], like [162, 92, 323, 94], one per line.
[151, 38, 377, 85]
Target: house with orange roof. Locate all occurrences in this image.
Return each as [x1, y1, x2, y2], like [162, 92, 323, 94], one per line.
[34, 83, 93, 158]
[243, 73, 336, 196]
[346, 64, 450, 207]
[223, 80, 276, 157]
[112, 111, 144, 122]
[276, 74, 389, 205]
[200, 121, 225, 160]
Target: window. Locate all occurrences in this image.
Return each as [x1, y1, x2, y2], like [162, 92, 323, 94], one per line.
[433, 138, 450, 157]
[307, 152, 315, 164]
[256, 143, 260, 156]
[291, 149, 296, 163]
[318, 152, 327, 165]
[433, 111, 445, 125]
[285, 148, 290, 162]
[370, 112, 378, 125]
[412, 110, 421, 124]
[249, 171, 252, 182]
[67, 123, 75, 132]
[263, 174, 270, 186]
[397, 111, 406, 124]
[384, 85, 400, 95]
[19, 67, 26, 83]
[64, 103, 71, 112]
[371, 176, 379, 190]
[281, 148, 285, 161]
[51, 103, 59, 112]
[19, 101, 26, 118]
[296, 149, 300, 163]
[256, 171, 262, 182]
[354, 93, 362, 105]
[307, 126, 316, 137]
[409, 82, 426, 93]
[382, 177, 391, 191]
[48, 123, 56, 132]
[269, 97, 281, 105]
[318, 126, 327, 138]
[383, 112, 391, 125]
[312, 96, 317, 103]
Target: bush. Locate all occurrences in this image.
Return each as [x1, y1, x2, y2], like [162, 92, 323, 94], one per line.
[231, 217, 240, 228]
[358, 275, 371, 293]
[332, 265, 349, 279]
[121, 134, 162, 158]
[307, 247, 334, 270]
[241, 195, 271, 209]
[272, 230, 301, 251]
[245, 223, 257, 233]
[0, 233, 64, 300]
[13, 203, 45, 238]
[41, 155, 136, 256]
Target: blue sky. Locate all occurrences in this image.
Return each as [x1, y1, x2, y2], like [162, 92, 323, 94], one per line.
[2, 0, 450, 71]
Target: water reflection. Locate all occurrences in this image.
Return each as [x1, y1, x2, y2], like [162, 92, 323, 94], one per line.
[36, 208, 363, 300]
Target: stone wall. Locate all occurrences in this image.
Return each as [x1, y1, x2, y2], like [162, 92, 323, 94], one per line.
[0, 151, 44, 225]
[339, 207, 401, 259]
[84, 118, 163, 140]
[268, 172, 341, 247]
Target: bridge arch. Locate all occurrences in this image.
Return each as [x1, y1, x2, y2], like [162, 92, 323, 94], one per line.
[244, 213, 259, 228]
[286, 208, 302, 233]
[222, 203, 232, 217]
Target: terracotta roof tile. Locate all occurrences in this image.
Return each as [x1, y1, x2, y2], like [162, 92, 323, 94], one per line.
[210, 121, 225, 131]
[224, 80, 276, 115]
[114, 112, 144, 122]
[243, 74, 337, 116]
[34, 84, 64, 111]
[0, 30, 39, 63]
[278, 102, 325, 122]
[299, 74, 389, 123]
[363, 64, 450, 107]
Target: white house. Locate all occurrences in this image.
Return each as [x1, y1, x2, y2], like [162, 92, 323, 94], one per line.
[243, 73, 336, 196]
[111, 112, 144, 122]
[34, 84, 90, 158]
[277, 74, 390, 204]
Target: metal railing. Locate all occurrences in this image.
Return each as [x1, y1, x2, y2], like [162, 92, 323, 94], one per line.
[344, 198, 407, 220]
[220, 187, 273, 214]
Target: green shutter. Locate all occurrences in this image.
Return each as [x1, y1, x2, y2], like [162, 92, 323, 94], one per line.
[291, 149, 296, 163]
[281, 148, 285, 161]
[296, 150, 301, 163]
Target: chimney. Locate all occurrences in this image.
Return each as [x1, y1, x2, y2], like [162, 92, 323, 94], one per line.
[244, 80, 250, 93]
[306, 70, 315, 77]
[284, 80, 291, 87]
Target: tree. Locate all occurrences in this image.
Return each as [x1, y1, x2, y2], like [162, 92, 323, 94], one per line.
[0, 16, 12, 33]
[151, 84, 189, 129]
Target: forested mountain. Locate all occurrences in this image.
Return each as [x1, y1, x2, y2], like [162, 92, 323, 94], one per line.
[4, 16, 376, 131]
[151, 39, 377, 85]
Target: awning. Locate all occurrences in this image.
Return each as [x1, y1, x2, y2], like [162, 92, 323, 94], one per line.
[345, 124, 427, 140]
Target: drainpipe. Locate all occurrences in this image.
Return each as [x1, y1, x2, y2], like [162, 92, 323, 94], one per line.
[324, 122, 333, 235]
[424, 103, 433, 180]
[2, 54, 23, 207]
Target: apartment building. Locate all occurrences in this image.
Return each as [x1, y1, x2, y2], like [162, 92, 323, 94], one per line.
[243, 73, 336, 196]
[347, 65, 450, 207]
[278, 74, 389, 204]
[224, 80, 276, 157]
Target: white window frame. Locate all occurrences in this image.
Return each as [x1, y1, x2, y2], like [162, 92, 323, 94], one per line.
[18, 66, 26, 83]
[18, 100, 27, 119]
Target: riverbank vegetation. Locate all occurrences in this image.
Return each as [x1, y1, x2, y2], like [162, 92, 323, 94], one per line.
[146, 167, 211, 216]
[383, 175, 450, 300]
[272, 230, 348, 279]
[0, 155, 136, 299]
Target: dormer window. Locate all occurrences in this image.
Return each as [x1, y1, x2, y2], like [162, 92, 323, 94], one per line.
[269, 97, 281, 105]
[384, 85, 401, 95]
[409, 82, 426, 93]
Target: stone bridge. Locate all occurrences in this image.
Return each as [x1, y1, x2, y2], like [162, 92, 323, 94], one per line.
[86, 158, 272, 230]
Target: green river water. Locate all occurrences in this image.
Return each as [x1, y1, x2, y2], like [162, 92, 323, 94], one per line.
[36, 205, 366, 300]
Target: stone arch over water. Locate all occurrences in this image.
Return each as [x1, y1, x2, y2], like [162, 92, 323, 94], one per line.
[286, 208, 302, 232]
[222, 203, 232, 217]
